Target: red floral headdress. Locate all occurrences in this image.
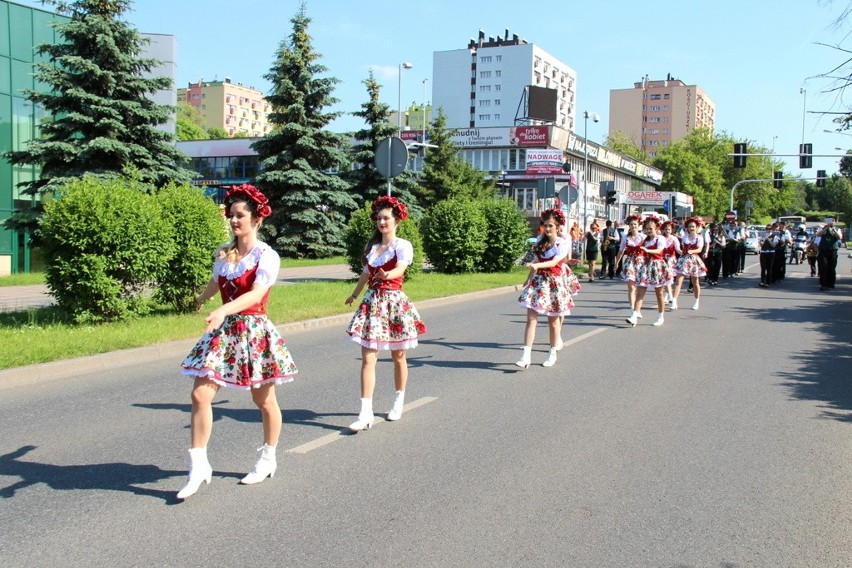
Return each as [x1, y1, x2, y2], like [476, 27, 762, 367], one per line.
[371, 195, 409, 220]
[685, 216, 704, 228]
[624, 214, 641, 224]
[541, 208, 566, 227]
[661, 220, 674, 230]
[224, 184, 272, 219]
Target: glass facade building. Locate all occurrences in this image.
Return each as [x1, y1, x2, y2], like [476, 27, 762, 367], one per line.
[0, 0, 64, 274]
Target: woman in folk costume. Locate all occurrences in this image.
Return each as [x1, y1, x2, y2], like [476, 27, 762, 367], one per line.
[178, 184, 298, 499]
[614, 214, 644, 318]
[345, 196, 427, 432]
[660, 220, 681, 305]
[516, 208, 578, 369]
[626, 215, 672, 327]
[671, 217, 707, 310]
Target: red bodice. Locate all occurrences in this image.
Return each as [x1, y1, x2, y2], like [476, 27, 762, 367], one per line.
[535, 254, 565, 276]
[368, 253, 404, 290]
[218, 263, 271, 315]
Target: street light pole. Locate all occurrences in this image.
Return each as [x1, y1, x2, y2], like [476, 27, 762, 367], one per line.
[398, 62, 413, 130]
[422, 78, 429, 159]
[800, 87, 807, 145]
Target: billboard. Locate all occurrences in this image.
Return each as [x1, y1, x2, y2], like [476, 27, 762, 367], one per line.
[525, 149, 564, 174]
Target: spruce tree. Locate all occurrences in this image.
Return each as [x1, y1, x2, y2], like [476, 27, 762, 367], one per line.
[346, 70, 421, 216]
[5, 0, 191, 223]
[252, 3, 356, 258]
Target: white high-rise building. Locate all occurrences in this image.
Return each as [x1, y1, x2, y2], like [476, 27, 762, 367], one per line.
[432, 30, 577, 131]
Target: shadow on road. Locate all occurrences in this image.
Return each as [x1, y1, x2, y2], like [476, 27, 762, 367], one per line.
[0, 444, 237, 504]
[731, 286, 852, 423]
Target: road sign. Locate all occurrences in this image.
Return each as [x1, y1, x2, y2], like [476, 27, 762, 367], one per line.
[725, 210, 737, 221]
[374, 136, 408, 178]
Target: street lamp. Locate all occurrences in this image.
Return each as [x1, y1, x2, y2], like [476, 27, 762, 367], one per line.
[582, 110, 599, 243]
[421, 77, 429, 158]
[800, 87, 807, 145]
[398, 62, 413, 130]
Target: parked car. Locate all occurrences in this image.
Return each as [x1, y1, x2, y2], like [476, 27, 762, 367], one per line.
[744, 229, 763, 254]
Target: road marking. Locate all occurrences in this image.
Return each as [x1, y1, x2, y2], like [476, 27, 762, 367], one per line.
[285, 396, 439, 454]
[564, 327, 607, 347]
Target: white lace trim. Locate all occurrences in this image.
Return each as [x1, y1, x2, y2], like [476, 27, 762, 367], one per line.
[213, 242, 279, 287]
[365, 239, 413, 268]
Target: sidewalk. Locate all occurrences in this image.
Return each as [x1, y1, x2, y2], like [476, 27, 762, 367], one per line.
[0, 264, 358, 313]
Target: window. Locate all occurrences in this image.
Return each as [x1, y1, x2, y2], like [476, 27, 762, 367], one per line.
[663, 94, 670, 99]
[494, 113, 500, 120]
[495, 70, 501, 77]
[649, 94, 661, 100]
[496, 55, 502, 62]
[480, 71, 492, 79]
[495, 84, 501, 91]
[479, 114, 490, 120]
[649, 117, 660, 123]
[479, 99, 491, 107]
[494, 99, 500, 106]
[479, 85, 491, 92]
[662, 128, 669, 133]
[662, 117, 669, 123]
[662, 105, 670, 110]
[480, 55, 492, 63]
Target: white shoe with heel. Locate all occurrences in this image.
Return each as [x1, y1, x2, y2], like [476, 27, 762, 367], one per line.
[177, 447, 212, 500]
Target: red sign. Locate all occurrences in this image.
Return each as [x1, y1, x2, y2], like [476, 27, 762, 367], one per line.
[511, 126, 549, 147]
[725, 210, 737, 221]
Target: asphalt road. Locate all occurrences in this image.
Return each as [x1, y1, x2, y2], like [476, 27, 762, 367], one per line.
[1, 256, 850, 567]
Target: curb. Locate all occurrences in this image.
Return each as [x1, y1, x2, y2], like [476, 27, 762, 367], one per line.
[0, 285, 520, 388]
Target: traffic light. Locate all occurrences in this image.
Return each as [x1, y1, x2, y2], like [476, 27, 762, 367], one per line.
[605, 190, 617, 205]
[816, 170, 827, 188]
[773, 171, 783, 189]
[562, 161, 572, 173]
[799, 143, 813, 169]
[734, 142, 747, 168]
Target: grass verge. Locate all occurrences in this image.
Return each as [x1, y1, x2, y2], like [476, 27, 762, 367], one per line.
[0, 272, 45, 286]
[1, 268, 526, 370]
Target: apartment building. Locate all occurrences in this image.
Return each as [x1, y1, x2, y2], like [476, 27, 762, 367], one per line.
[432, 29, 577, 131]
[178, 79, 271, 138]
[609, 74, 715, 157]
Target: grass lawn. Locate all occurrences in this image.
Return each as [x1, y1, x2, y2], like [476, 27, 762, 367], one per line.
[1, 268, 527, 370]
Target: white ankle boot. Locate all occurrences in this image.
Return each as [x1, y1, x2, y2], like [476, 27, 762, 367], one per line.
[671, 298, 678, 310]
[349, 398, 375, 432]
[240, 443, 277, 485]
[542, 348, 558, 367]
[515, 346, 532, 369]
[626, 311, 639, 327]
[555, 337, 565, 351]
[177, 447, 212, 500]
[652, 313, 665, 326]
[387, 390, 405, 421]
[692, 299, 700, 310]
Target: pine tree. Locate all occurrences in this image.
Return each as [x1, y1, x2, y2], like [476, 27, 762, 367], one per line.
[5, 0, 191, 217]
[252, 3, 356, 258]
[345, 70, 421, 216]
[420, 110, 496, 207]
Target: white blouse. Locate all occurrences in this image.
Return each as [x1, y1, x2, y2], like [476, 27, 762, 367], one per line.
[363, 238, 414, 270]
[213, 241, 280, 289]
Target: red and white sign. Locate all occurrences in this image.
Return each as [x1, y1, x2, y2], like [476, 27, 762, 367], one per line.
[511, 125, 549, 147]
[525, 149, 564, 174]
[626, 191, 665, 205]
[725, 210, 737, 221]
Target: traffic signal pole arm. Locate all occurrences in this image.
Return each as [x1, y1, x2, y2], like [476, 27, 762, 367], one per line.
[729, 175, 828, 210]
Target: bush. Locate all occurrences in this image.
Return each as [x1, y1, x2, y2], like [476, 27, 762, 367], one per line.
[344, 203, 424, 280]
[478, 198, 530, 272]
[40, 176, 174, 322]
[155, 183, 225, 312]
[421, 199, 487, 274]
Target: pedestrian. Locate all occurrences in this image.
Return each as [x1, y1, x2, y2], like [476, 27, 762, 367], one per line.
[738, 221, 748, 273]
[660, 220, 681, 305]
[705, 223, 725, 285]
[345, 196, 427, 431]
[671, 217, 707, 310]
[178, 184, 299, 500]
[805, 238, 818, 277]
[724, 220, 740, 278]
[758, 227, 779, 287]
[627, 215, 671, 327]
[615, 214, 644, 321]
[585, 220, 601, 281]
[516, 208, 576, 369]
[773, 222, 791, 281]
[816, 218, 843, 291]
[569, 221, 582, 259]
[600, 219, 620, 279]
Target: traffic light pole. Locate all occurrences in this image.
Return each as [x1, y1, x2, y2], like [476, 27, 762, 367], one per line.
[729, 176, 827, 210]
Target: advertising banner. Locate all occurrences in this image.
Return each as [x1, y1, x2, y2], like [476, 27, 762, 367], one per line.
[525, 149, 565, 174]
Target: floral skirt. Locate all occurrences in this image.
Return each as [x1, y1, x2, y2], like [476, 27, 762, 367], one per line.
[636, 258, 672, 288]
[563, 270, 582, 296]
[621, 254, 640, 282]
[674, 253, 707, 277]
[181, 314, 298, 390]
[346, 288, 426, 351]
[518, 272, 574, 317]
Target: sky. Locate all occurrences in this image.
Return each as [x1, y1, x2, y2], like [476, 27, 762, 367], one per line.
[15, 0, 852, 176]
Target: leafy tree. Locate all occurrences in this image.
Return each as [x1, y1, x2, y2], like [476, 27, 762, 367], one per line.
[419, 110, 496, 207]
[251, 3, 356, 258]
[176, 102, 206, 141]
[839, 151, 852, 177]
[421, 198, 487, 273]
[604, 130, 650, 162]
[206, 127, 229, 139]
[344, 70, 421, 214]
[4, 0, 192, 232]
